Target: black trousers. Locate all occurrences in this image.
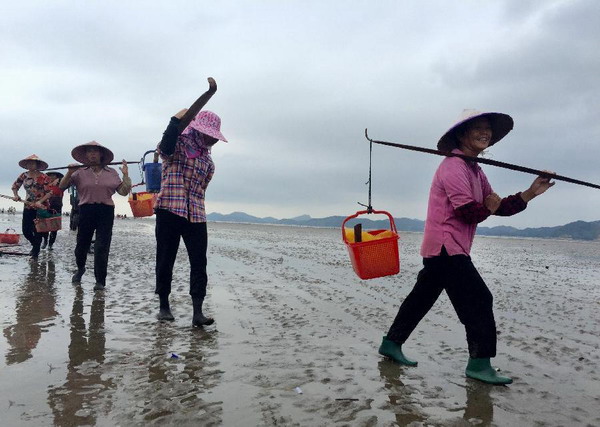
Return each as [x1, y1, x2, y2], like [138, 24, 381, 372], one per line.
[154, 209, 208, 300]
[386, 248, 497, 358]
[22, 208, 42, 257]
[75, 204, 114, 285]
[155, 209, 208, 299]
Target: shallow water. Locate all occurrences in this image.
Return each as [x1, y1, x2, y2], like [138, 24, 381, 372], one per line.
[0, 214, 599, 426]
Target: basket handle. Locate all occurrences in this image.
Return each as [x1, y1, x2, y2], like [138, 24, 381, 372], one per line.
[342, 210, 397, 243]
[141, 150, 158, 167]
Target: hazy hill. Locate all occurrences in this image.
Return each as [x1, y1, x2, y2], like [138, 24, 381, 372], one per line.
[207, 212, 600, 241]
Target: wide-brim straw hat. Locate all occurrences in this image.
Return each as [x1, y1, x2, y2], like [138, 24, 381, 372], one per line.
[183, 110, 228, 142]
[18, 154, 48, 170]
[437, 109, 514, 152]
[71, 141, 114, 164]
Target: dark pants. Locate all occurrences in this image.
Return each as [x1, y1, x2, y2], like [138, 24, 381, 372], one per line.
[387, 247, 497, 358]
[22, 208, 42, 257]
[41, 231, 57, 246]
[155, 209, 208, 299]
[75, 204, 114, 285]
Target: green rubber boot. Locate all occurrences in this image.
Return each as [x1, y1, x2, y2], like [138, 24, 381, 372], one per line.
[465, 358, 513, 385]
[378, 336, 418, 366]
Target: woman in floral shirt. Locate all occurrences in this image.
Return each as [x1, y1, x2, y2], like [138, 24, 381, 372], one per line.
[12, 154, 52, 260]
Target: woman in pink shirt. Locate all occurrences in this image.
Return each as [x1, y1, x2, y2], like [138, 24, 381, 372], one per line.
[379, 110, 555, 385]
[60, 141, 131, 291]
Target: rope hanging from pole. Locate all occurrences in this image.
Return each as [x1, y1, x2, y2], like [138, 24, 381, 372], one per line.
[358, 137, 374, 213]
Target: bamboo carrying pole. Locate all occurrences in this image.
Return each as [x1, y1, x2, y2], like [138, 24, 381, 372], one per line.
[1, 194, 28, 203]
[44, 161, 140, 172]
[365, 129, 600, 190]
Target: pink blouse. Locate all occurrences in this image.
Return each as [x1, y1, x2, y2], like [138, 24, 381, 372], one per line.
[71, 167, 123, 206]
[420, 149, 493, 257]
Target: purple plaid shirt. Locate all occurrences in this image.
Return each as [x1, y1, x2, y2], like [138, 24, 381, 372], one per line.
[154, 140, 214, 223]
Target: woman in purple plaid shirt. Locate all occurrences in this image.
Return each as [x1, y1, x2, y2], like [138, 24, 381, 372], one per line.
[154, 77, 228, 327]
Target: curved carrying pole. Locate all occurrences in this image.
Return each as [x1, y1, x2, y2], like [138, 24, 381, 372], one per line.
[365, 129, 600, 190]
[44, 161, 141, 172]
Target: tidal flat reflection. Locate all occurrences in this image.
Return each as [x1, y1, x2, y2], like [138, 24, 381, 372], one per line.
[47, 287, 112, 426]
[3, 260, 57, 365]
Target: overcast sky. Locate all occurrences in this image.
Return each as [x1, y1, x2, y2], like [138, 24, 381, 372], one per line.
[1, 0, 599, 228]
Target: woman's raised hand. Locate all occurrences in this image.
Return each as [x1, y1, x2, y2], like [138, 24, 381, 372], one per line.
[529, 171, 556, 196]
[120, 159, 129, 177]
[174, 108, 188, 119]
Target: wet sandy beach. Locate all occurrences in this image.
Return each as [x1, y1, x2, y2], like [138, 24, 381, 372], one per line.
[0, 214, 599, 426]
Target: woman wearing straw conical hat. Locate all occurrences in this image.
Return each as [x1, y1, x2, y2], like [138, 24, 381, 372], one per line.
[11, 154, 53, 260]
[154, 77, 227, 327]
[379, 110, 555, 385]
[59, 141, 131, 291]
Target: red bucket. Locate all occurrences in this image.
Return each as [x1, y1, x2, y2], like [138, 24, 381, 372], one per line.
[0, 228, 20, 244]
[128, 192, 156, 217]
[342, 210, 400, 280]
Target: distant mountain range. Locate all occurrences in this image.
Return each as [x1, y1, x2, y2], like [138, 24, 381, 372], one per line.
[207, 212, 600, 241]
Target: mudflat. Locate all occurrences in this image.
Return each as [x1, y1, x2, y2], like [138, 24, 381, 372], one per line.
[0, 215, 598, 426]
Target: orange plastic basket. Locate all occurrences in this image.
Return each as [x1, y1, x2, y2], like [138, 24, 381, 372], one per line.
[128, 192, 156, 217]
[342, 210, 400, 280]
[0, 228, 20, 244]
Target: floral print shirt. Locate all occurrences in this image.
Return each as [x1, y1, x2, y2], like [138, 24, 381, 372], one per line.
[12, 172, 52, 208]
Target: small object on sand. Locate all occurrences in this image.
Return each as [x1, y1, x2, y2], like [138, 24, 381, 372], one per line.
[294, 387, 303, 394]
[335, 398, 359, 401]
[169, 352, 181, 359]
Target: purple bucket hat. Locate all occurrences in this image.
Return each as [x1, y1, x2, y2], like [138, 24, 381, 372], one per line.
[437, 109, 514, 152]
[183, 110, 228, 142]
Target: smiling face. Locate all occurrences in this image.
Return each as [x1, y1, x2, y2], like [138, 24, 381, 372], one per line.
[457, 117, 492, 156]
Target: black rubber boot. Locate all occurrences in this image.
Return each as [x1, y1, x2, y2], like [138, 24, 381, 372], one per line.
[93, 282, 106, 291]
[192, 297, 214, 327]
[157, 295, 174, 321]
[72, 267, 86, 283]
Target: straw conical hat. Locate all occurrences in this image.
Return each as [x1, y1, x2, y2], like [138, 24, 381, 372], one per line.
[437, 109, 514, 152]
[71, 141, 114, 164]
[18, 154, 48, 170]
